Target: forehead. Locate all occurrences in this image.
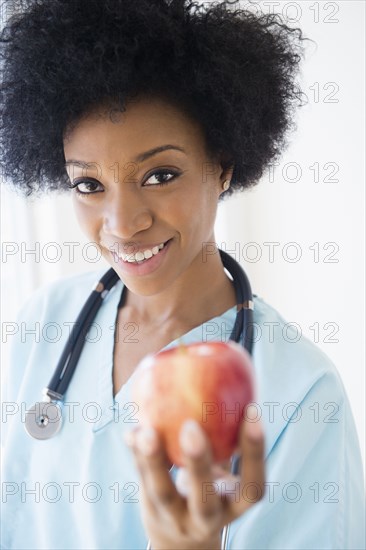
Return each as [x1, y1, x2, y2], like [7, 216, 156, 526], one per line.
[63, 96, 207, 162]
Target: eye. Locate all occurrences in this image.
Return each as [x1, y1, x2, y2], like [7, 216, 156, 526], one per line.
[143, 169, 180, 186]
[70, 178, 104, 195]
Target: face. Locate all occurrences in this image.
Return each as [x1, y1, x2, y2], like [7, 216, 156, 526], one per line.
[63, 96, 232, 296]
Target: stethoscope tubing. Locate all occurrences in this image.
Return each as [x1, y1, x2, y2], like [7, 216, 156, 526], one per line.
[221, 250, 253, 354]
[46, 269, 119, 398]
[45, 250, 253, 400]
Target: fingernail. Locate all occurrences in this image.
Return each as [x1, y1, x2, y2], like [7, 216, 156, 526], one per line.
[215, 477, 239, 498]
[175, 468, 190, 497]
[245, 405, 263, 441]
[180, 420, 206, 457]
[136, 427, 158, 456]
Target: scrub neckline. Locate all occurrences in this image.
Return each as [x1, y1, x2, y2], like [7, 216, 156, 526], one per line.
[93, 278, 238, 431]
[112, 281, 238, 401]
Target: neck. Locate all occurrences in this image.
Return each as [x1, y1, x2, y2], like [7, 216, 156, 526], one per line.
[124, 244, 236, 329]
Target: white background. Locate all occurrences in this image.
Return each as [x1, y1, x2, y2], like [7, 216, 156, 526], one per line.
[1, 1, 365, 464]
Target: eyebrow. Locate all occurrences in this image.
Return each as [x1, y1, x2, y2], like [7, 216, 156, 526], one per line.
[64, 144, 186, 167]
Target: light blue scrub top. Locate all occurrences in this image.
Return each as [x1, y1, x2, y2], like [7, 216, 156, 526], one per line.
[1, 269, 365, 550]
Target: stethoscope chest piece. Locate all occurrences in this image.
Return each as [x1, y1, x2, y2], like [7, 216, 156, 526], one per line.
[25, 401, 62, 440]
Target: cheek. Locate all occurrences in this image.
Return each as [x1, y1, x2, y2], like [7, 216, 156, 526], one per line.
[175, 182, 219, 237]
[194, 180, 220, 218]
[71, 195, 100, 238]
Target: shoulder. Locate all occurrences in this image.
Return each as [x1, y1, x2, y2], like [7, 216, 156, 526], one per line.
[17, 268, 112, 323]
[252, 294, 339, 384]
[4, 268, 120, 403]
[252, 295, 345, 404]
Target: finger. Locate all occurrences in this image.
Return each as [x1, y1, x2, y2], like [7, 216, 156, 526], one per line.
[176, 465, 236, 498]
[179, 420, 222, 524]
[125, 426, 185, 517]
[225, 405, 265, 522]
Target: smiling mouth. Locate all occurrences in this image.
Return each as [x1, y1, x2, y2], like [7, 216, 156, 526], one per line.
[113, 240, 170, 264]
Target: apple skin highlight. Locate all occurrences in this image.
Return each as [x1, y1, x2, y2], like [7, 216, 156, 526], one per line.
[132, 341, 254, 466]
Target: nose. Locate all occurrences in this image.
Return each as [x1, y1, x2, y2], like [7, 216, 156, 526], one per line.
[102, 187, 153, 240]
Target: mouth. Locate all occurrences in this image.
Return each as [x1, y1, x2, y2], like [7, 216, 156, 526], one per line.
[108, 239, 173, 277]
[114, 240, 171, 264]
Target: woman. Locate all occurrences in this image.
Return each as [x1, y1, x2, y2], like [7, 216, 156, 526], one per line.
[1, 1, 364, 549]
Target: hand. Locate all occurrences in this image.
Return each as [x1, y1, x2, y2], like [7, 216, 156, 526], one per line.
[125, 406, 265, 550]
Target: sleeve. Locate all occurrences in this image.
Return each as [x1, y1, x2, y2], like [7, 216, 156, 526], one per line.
[1, 286, 47, 447]
[228, 370, 366, 550]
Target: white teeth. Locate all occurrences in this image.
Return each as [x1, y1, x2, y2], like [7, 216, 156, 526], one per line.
[117, 242, 166, 263]
[135, 251, 145, 262]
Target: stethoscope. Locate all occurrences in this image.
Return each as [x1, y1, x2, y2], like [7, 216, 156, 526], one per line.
[24, 249, 254, 550]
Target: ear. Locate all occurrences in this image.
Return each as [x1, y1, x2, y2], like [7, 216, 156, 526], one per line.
[217, 151, 235, 189]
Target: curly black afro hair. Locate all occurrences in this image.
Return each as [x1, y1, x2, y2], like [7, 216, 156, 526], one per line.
[1, 0, 306, 196]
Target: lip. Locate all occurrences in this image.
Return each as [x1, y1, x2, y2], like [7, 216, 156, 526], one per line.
[107, 242, 165, 256]
[101, 241, 165, 255]
[110, 239, 172, 276]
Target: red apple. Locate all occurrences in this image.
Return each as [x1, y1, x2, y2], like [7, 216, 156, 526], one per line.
[131, 341, 254, 466]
